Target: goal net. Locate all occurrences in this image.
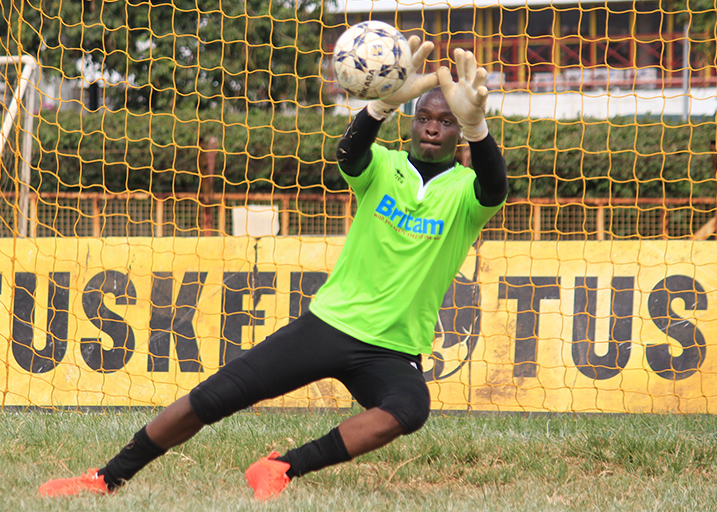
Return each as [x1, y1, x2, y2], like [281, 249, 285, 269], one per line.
[1, 0, 716, 414]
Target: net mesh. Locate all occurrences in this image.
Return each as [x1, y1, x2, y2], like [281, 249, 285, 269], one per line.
[1, 0, 716, 413]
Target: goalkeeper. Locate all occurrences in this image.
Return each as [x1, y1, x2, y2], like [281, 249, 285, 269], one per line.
[39, 40, 508, 501]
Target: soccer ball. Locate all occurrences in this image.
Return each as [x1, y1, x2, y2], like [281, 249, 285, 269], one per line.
[331, 21, 412, 100]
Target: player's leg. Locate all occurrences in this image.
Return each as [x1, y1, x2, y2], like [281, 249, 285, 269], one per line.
[145, 393, 204, 447]
[93, 394, 203, 493]
[37, 401, 195, 498]
[39, 312, 344, 497]
[337, 407, 406, 456]
[261, 343, 430, 485]
[339, 348, 431, 455]
[243, 316, 366, 499]
[245, 406, 406, 501]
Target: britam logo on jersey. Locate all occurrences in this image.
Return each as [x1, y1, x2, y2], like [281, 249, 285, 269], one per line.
[374, 194, 444, 237]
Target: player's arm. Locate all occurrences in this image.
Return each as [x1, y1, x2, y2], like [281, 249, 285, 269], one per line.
[336, 108, 384, 177]
[438, 49, 508, 207]
[337, 36, 437, 178]
[468, 134, 508, 207]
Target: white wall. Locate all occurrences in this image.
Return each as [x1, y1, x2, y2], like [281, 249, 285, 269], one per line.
[335, 87, 717, 121]
[332, 0, 626, 13]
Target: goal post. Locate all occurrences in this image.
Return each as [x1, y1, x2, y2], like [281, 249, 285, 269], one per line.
[0, 55, 37, 238]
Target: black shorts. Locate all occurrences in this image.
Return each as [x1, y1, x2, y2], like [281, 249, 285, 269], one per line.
[189, 312, 431, 433]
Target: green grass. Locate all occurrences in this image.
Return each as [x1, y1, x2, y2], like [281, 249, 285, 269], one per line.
[2, 409, 717, 511]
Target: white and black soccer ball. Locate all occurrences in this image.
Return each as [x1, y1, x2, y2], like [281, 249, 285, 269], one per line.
[331, 21, 412, 100]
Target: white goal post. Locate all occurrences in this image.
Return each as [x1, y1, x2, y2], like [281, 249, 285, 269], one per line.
[0, 55, 38, 238]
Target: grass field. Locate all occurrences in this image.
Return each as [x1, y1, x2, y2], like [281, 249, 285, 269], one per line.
[2, 408, 717, 511]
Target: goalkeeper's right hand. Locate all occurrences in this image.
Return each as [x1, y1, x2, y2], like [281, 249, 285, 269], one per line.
[367, 36, 438, 120]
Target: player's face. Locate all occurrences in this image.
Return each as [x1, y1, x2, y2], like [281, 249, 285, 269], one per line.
[410, 92, 461, 164]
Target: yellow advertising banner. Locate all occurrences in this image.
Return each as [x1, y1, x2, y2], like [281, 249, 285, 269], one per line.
[1, 237, 716, 413]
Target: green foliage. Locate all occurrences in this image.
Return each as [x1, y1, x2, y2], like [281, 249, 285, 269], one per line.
[1, 0, 331, 111]
[491, 114, 716, 199]
[30, 107, 409, 195]
[31, 109, 717, 199]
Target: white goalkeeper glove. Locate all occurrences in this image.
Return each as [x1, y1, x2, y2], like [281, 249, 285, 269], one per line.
[367, 36, 438, 120]
[437, 48, 489, 141]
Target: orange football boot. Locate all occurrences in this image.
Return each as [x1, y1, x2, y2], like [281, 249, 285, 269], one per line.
[38, 468, 110, 497]
[245, 451, 291, 500]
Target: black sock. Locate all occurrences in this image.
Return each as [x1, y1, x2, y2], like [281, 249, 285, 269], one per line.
[276, 427, 351, 479]
[98, 426, 168, 491]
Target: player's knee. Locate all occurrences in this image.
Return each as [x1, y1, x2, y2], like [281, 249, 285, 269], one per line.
[189, 384, 225, 425]
[402, 393, 431, 434]
[189, 358, 258, 425]
[381, 387, 431, 435]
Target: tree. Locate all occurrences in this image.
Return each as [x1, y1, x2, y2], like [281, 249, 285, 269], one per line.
[1, 0, 331, 112]
[673, 0, 717, 67]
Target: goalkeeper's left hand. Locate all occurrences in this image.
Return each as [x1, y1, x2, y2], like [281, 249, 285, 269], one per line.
[367, 36, 438, 120]
[437, 48, 489, 141]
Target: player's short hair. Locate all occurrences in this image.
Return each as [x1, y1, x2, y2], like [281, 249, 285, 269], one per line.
[415, 87, 445, 112]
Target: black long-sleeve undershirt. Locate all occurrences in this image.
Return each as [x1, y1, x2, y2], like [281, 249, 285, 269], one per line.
[336, 107, 508, 207]
[466, 133, 509, 207]
[336, 107, 382, 178]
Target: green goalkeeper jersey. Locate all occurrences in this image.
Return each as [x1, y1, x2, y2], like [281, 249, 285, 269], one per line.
[310, 143, 504, 356]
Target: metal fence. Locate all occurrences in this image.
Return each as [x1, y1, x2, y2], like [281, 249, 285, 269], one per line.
[0, 192, 714, 240]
